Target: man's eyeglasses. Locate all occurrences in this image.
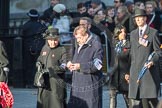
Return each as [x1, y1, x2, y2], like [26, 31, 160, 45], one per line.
[114, 1, 119, 3]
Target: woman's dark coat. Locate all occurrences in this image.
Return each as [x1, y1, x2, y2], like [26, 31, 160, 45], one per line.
[68, 36, 104, 108]
[36, 43, 67, 108]
[109, 39, 131, 92]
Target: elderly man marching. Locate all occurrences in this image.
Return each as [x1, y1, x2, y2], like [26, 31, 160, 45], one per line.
[128, 8, 162, 108]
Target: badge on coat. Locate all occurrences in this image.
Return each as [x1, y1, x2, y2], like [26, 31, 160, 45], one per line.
[143, 34, 148, 39]
[94, 58, 102, 70]
[52, 54, 55, 57]
[139, 38, 148, 47]
[42, 51, 47, 56]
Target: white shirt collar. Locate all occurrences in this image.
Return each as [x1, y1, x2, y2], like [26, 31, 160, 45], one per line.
[139, 24, 147, 36]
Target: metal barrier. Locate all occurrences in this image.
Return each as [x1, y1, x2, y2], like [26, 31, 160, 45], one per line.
[100, 31, 110, 74]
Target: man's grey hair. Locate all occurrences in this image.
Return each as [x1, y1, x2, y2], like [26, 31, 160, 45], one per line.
[80, 17, 92, 25]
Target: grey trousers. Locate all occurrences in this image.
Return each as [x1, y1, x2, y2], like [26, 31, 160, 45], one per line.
[129, 98, 158, 108]
[129, 99, 141, 108]
[109, 89, 129, 108]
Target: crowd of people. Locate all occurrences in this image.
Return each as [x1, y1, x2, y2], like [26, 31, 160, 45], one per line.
[15, 0, 162, 108]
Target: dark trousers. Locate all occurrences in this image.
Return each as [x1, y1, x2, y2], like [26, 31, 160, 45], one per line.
[23, 50, 39, 87]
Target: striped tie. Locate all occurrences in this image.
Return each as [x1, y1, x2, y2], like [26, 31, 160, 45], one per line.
[140, 29, 143, 38]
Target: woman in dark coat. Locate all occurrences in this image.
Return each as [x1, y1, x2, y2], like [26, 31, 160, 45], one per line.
[67, 25, 104, 108]
[36, 28, 67, 108]
[108, 25, 131, 108]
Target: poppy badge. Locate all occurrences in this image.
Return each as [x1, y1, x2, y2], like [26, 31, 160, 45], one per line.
[143, 34, 148, 39]
[123, 48, 127, 52]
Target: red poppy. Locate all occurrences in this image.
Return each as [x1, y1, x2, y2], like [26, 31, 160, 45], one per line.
[143, 34, 148, 39]
[123, 48, 127, 52]
[0, 82, 14, 108]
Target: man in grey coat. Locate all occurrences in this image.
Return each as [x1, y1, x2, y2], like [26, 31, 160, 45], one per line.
[67, 25, 103, 108]
[128, 9, 162, 108]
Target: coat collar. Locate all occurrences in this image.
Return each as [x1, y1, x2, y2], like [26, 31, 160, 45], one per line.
[136, 25, 150, 39]
[76, 35, 94, 50]
[136, 25, 150, 47]
[143, 25, 150, 36]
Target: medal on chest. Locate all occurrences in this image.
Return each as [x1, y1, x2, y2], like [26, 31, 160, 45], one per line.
[138, 34, 149, 47]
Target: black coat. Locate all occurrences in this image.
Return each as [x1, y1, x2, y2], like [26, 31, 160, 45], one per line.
[41, 6, 54, 24]
[21, 20, 46, 53]
[146, 11, 161, 32]
[109, 40, 130, 92]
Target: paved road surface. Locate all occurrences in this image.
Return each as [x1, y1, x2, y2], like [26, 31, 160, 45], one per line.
[11, 86, 128, 108]
[11, 85, 162, 108]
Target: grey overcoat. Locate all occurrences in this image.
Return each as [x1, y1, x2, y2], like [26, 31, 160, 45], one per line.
[68, 36, 104, 108]
[129, 25, 162, 99]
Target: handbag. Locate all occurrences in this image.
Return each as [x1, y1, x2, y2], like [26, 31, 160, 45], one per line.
[33, 62, 49, 88]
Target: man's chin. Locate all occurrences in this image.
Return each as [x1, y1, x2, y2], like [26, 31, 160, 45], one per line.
[49, 46, 56, 48]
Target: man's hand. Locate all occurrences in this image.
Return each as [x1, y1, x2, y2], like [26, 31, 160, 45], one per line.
[144, 61, 153, 68]
[67, 61, 72, 68]
[67, 61, 73, 71]
[67, 61, 80, 72]
[69, 63, 80, 71]
[125, 74, 130, 83]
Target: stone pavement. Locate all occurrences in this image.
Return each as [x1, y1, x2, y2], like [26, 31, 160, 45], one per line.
[11, 86, 162, 108]
[11, 86, 127, 108]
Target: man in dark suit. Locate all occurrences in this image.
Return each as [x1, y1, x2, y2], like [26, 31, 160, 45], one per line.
[128, 9, 162, 108]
